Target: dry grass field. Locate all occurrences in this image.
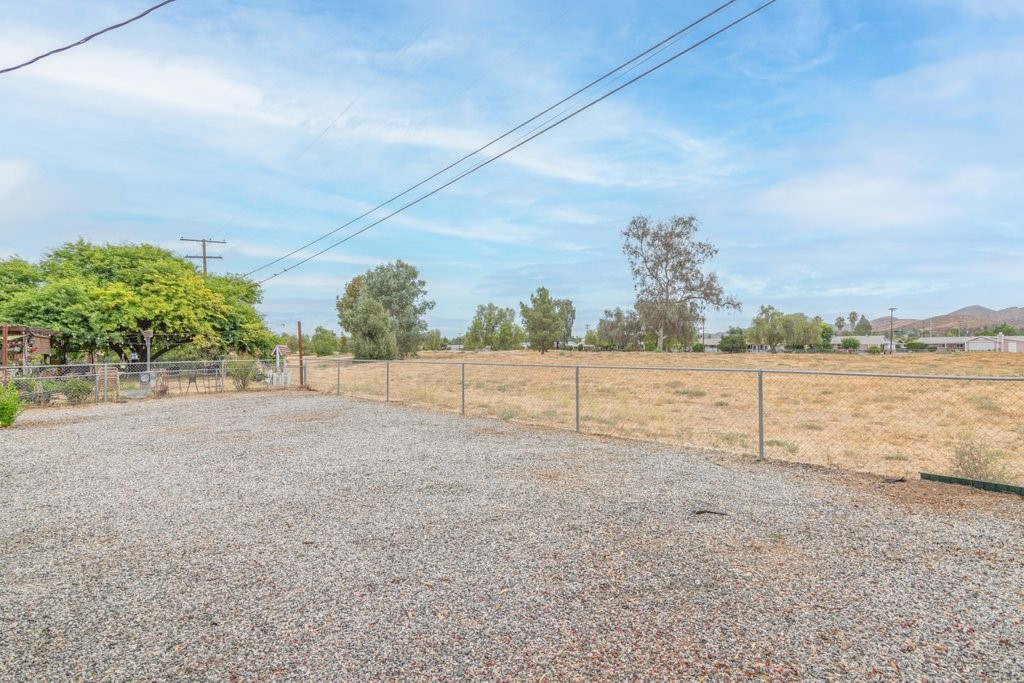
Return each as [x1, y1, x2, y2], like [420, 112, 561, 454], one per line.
[299, 350, 1024, 485]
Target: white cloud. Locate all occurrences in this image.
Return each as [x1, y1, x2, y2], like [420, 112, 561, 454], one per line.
[1, 32, 304, 128]
[0, 160, 34, 197]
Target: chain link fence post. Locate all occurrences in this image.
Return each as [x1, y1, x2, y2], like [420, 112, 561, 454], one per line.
[575, 365, 580, 432]
[220, 359, 226, 392]
[757, 369, 765, 461]
[461, 363, 465, 415]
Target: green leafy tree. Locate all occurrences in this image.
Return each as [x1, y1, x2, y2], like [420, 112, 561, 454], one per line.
[818, 323, 835, 350]
[854, 315, 874, 336]
[309, 326, 339, 356]
[596, 307, 641, 350]
[780, 313, 821, 350]
[748, 305, 785, 352]
[519, 287, 562, 354]
[718, 326, 747, 353]
[0, 241, 274, 362]
[0, 258, 42, 300]
[336, 261, 433, 359]
[622, 215, 740, 351]
[364, 261, 434, 357]
[841, 337, 861, 352]
[464, 304, 523, 350]
[421, 329, 443, 351]
[553, 298, 576, 346]
[975, 323, 1019, 336]
[347, 297, 398, 360]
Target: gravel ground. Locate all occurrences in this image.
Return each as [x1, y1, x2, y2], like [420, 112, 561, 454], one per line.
[1, 391, 1022, 681]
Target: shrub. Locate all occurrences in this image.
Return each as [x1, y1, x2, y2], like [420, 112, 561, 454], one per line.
[867, 345, 881, 354]
[227, 361, 260, 391]
[949, 432, 1011, 484]
[62, 376, 95, 405]
[15, 379, 46, 405]
[0, 381, 24, 428]
[691, 343, 705, 353]
[906, 341, 926, 351]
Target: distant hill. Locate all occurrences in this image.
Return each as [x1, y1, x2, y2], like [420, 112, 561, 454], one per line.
[870, 306, 1024, 335]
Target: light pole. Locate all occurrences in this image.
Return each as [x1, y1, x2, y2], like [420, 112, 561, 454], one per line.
[888, 308, 896, 354]
[143, 329, 153, 371]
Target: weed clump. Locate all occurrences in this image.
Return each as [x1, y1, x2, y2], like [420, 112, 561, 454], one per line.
[949, 432, 1010, 484]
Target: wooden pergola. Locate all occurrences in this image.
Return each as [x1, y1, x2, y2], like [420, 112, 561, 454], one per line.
[1, 325, 59, 366]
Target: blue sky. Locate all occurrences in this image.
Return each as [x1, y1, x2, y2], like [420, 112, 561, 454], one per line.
[1, 0, 1021, 337]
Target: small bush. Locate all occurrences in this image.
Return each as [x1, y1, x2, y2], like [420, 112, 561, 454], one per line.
[968, 396, 1001, 412]
[867, 345, 881, 355]
[0, 382, 24, 428]
[691, 343, 705, 353]
[227, 361, 259, 391]
[766, 438, 799, 454]
[906, 341, 926, 352]
[62, 376, 95, 405]
[674, 389, 707, 398]
[949, 432, 1010, 484]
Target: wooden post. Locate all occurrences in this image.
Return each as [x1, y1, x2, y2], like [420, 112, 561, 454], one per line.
[1, 325, 7, 369]
[297, 321, 305, 387]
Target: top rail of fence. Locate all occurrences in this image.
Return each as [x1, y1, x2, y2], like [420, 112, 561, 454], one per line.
[309, 357, 1024, 382]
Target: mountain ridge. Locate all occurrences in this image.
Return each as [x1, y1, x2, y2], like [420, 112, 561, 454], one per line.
[869, 306, 1024, 335]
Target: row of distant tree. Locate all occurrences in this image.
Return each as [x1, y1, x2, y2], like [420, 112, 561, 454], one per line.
[5, 214, 860, 363]
[314, 215, 740, 359]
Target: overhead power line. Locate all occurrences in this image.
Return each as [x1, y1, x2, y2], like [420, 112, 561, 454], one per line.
[1, 0, 178, 76]
[245, 0, 743, 280]
[303, 0, 454, 154]
[258, 0, 777, 286]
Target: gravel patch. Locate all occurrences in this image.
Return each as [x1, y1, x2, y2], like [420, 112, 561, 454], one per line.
[1, 392, 1022, 680]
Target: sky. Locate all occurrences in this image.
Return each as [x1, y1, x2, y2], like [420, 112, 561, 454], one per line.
[1, 0, 1022, 338]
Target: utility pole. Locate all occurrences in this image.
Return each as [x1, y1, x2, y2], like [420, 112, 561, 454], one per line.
[889, 307, 897, 354]
[297, 321, 305, 388]
[180, 237, 226, 275]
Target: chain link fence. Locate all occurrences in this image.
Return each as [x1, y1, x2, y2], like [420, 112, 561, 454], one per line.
[0, 359, 272, 405]
[301, 358, 1024, 486]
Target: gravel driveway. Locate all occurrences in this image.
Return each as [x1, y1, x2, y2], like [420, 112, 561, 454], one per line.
[1, 391, 1022, 680]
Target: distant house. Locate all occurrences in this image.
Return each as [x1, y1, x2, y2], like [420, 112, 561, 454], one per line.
[701, 336, 780, 353]
[829, 335, 888, 352]
[916, 336, 969, 352]
[965, 333, 1024, 353]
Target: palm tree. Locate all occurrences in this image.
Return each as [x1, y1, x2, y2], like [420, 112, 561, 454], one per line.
[848, 311, 858, 328]
[834, 317, 846, 333]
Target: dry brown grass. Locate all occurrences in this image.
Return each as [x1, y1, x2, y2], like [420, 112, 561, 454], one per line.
[299, 350, 1024, 484]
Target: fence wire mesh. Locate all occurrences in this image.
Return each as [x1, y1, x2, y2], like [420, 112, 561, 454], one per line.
[298, 358, 1024, 486]
[7, 356, 1021, 487]
[0, 359, 270, 404]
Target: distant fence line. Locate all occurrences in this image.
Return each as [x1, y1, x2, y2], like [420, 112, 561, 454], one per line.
[299, 358, 1024, 486]
[5, 357, 1021, 486]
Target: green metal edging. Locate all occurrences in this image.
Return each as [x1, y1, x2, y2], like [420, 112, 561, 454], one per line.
[919, 472, 1024, 496]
